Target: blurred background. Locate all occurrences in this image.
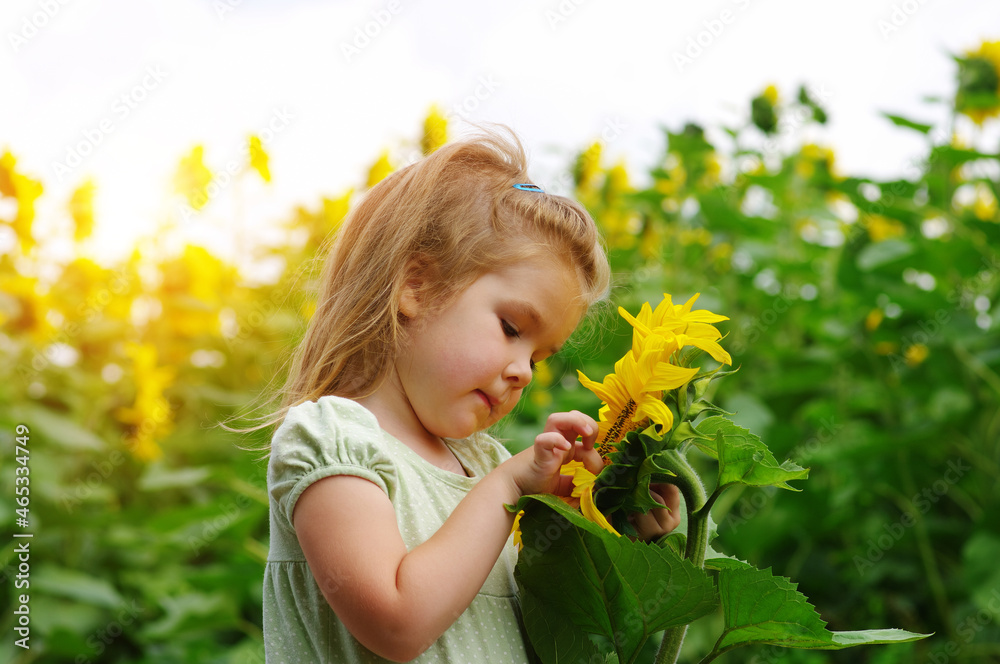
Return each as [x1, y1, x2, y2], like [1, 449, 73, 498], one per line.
[1, 1, 999, 662]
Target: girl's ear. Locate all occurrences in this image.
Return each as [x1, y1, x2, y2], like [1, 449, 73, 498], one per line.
[398, 256, 432, 320]
[399, 278, 422, 320]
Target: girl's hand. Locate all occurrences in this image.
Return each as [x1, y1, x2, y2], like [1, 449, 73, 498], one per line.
[509, 410, 602, 497]
[629, 483, 682, 541]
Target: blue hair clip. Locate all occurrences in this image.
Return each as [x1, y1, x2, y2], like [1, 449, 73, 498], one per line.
[512, 183, 544, 192]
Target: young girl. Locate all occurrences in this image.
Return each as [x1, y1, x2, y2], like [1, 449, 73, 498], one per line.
[262, 127, 680, 662]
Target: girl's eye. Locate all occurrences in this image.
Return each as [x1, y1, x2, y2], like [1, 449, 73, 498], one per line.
[501, 319, 537, 372]
[501, 319, 520, 339]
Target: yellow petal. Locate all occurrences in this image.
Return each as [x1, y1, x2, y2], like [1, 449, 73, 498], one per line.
[577, 369, 629, 408]
[643, 359, 698, 392]
[634, 394, 675, 431]
[614, 352, 647, 393]
[560, 460, 595, 495]
[580, 483, 620, 536]
[510, 510, 524, 551]
[680, 322, 724, 340]
[561, 462, 620, 536]
[675, 334, 732, 366]
[653, 293, 677, 321]
[658, 293, 729, 325]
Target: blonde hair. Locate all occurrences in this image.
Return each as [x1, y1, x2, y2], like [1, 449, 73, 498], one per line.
[272, 126, 610, 435]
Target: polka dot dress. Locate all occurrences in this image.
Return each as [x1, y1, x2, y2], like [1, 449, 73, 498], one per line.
[263, 396, 531, 663]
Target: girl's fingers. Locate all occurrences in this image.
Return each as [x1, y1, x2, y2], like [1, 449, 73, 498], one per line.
[630, 484, 683, 540]
[574, 443, 605, 475]
[533, 431, 572, 475]
[543, 411, 598, 447]
[554, 474, 577, 501]
[534, 431, 572, 456]
[629, 509, 659, 537]
[655, 483, 681, 516]
[542, 411, 602, 472]
[530, 413, 602, 497]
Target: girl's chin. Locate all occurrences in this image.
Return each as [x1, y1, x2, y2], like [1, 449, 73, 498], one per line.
[429, 416, 483, 440]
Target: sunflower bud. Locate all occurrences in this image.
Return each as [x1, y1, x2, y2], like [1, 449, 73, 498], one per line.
[751, 86, 779, 134]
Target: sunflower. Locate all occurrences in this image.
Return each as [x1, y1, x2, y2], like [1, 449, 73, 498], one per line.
[420, 105, 448, 155]
[620, 293, 732, 366]
[578, 294, 731, 458]
[248, 135, 271, 183]
[957, 41, 1000, 125]
[173, 145, 213, 210]
[578, 332, 698, 458]
[366, 149, 393, 188]
[751, 84, 779, 134]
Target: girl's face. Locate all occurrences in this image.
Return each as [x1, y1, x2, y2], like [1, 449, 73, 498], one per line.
[393, 256, 586, 442]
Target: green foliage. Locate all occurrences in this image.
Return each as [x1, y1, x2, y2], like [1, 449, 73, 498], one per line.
[2, 44, 999, 662]
[513, 494, 717, 664]
[513, 52, 998, 663]
[705, 559, 927, 658]
[514, 356, 929, 662]
[694, 417, 809, 492]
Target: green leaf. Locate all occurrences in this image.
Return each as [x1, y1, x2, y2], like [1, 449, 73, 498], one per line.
[668, 420, 715, 448]
[514, 494, 718, 663]
[695, 416, 809, 491]
[33, 565, 125, 609]
[17, 404, 107, 451]
[881, 113, 933, 134]
[856, 239, 915, 271]
[139, 462, 213, 491]
[656, 532, 687, 557]
[520, 591, 603, 664]
[683, 398, 733, 419]
[703, 561, 931, 657]
[928, 144, 999, 170]
[142, 590, 234, 639]
[820, 630, 935, 649]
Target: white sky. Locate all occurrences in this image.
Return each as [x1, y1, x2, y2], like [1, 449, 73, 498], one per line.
[1, 0, 998, 267]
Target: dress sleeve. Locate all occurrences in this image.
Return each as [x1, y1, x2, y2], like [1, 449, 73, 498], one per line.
[267, 396, 397, 530]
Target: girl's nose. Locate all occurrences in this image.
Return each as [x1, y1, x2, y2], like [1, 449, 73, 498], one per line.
[503, 355, 533, 388]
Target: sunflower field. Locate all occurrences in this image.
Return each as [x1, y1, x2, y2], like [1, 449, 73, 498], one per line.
[2, 42, 999, 663]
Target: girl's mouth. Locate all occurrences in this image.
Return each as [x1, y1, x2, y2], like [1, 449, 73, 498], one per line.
[476, 390, 494, 409]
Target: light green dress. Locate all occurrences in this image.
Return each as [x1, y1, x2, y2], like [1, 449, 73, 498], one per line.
[263, 395, 531, 663]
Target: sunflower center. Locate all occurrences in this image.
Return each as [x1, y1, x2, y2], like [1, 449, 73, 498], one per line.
[597, 398, 637, 458]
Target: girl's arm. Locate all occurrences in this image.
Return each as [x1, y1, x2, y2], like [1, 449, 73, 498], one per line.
[292, 411, 599, 662]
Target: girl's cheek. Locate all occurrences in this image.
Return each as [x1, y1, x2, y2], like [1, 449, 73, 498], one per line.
[496, 390, 522, 419]
[510, 388, 524, 408]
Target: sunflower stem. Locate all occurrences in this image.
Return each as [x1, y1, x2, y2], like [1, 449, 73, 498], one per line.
[655, 625, 689, 664]
[654, 452, 709, 664]
[685, 500, 711, 567]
